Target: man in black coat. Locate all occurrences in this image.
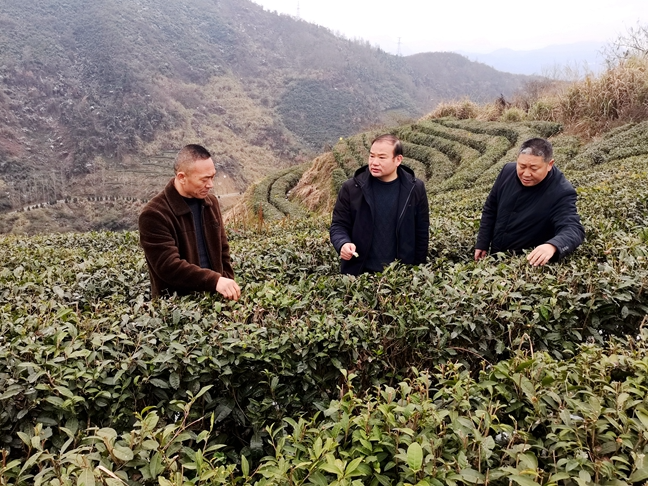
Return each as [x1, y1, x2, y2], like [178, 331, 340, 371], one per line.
[475, 138, 585, 266]
[330, 134, 430, 275]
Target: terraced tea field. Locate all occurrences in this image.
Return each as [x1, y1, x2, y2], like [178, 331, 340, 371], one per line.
[2, 119, 648, 484]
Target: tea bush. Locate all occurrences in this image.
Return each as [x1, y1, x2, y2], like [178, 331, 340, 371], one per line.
[7, 337, 648, 484]
[268, 164, 310, 220]
[397, 126, 481, 166]
[401, 141, 455, 181]
[2, 118, 648, 484]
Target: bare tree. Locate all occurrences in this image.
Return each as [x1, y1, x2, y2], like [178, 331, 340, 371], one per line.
[603, 22, 648, 66]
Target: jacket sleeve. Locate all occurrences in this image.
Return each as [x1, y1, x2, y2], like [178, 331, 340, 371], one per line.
[545, 191, 585, 259]
[475, 170, 503, 251]
[414, 182, 430, 264]
[329, 183, 353, 254]
[138, 209, 221, 292]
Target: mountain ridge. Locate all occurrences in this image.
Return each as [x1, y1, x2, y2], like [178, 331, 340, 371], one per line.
[0, 0, 534, 224]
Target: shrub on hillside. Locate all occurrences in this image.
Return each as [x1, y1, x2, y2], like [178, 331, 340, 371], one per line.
[429, 98, 479, 120]
[330, 168, 348, 197]
[475, 101, 505, 121]
[499, 107, 527, 122]
[424, 57, 648, 138]
[557, 57, 648, 135]
[528, 99, 559, 121]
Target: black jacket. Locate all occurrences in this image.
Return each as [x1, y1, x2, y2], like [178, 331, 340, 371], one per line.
[330, 165, 430, 275]
[476, 163, 585, 259]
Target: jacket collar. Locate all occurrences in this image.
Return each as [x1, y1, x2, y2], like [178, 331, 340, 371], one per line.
[163, 177, 213, 216]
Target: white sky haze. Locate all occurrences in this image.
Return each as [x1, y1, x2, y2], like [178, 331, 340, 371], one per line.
[250, 0, 646, 55]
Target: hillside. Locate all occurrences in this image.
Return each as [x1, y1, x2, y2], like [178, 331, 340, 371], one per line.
[2, 118, 648, 483]
[0, 0, 533, 220]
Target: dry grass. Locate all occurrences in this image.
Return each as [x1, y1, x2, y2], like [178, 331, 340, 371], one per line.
[429, 98, 479, 120]
[425, 56, 648, 139]
[557, 56, 648, 136]
[290, 152, 337, 213]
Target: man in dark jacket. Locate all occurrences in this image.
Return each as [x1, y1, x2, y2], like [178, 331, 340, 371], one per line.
[475, 138, 585, 266]
[330, 134, 430, 275]
[139, 144, 240, 299]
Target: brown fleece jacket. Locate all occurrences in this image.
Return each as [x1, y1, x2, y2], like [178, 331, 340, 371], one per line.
[138, 178, 234, 297]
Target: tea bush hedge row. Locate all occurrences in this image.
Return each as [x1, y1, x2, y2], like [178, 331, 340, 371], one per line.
[431, 120, 562, 188]
[2, 119, 648, 484]
[415, 120, 492, 153]
[267, 164, 310, 220]
[567, 121, 648, 169]
[429, 134, 510, 194]
[249, 172, 288, 221]
[332, 142, 362, 178]
[7, 336, 648, 484]
[401, 141, 455, 181]
[401, 157, 429, 183]
[343, 137, 369, 167]
[397, 127, 481, 166]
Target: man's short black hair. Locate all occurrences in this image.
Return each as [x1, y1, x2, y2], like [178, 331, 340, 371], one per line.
[174, 144, 212, 173]
[371, 134, 403, 158]
[519, 138, 553, 162]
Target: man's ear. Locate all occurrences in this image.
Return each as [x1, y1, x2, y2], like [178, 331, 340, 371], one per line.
[176, 171, 186, 184]
[548, 159, 555, 170]
[395, 155, 403, 166]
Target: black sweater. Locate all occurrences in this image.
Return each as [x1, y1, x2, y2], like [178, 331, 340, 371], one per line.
[476, 163, 585, 259]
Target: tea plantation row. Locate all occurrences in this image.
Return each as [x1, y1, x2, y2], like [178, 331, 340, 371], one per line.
[1, 119, 648, 484]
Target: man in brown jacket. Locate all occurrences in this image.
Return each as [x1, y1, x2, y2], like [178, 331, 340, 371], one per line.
[139, 144, 241, 300]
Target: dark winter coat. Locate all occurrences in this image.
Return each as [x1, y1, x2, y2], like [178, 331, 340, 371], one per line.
[138, 178, 234, 297]
[476, 163, 585, 259]
[330, 165, 430, 275]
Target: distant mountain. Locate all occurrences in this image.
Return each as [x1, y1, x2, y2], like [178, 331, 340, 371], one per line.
[0, 0, 534, 213]
[459, 42, 606, 76]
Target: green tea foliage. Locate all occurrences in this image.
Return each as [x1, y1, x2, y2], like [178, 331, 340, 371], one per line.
[398, 125, 481, 165]
[2, 119, 648, 484]
[7, 339, 648, 484]
[330, 168, 348, 198]
[566, 121, 648, 169]
[401, 141, 455, 181]
[250, 164, 313, 221]
[332, 140, 362, 178]
[267, 164, 311, 219]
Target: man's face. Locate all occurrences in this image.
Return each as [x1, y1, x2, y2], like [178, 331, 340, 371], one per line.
[368, 140, 402, 182]
[177, 157, 216, 198]
[516, 153, 554, 187]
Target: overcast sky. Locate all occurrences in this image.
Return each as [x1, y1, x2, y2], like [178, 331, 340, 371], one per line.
[250, 0, 645, 55]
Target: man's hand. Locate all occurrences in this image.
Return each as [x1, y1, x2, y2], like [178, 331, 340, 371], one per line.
[216, 277, 241, 301]
[527, 243, 557, 266]
[340, 242, 358, 261]
[474, 249, 488, 261]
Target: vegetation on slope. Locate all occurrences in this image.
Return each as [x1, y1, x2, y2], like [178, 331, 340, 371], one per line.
[2, 39, 648, 485]
[2, 114, 648, 483]
[426, 57, 648, 139]
[0, 0, 531, 219]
